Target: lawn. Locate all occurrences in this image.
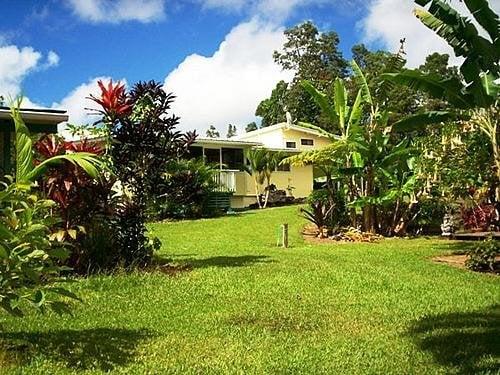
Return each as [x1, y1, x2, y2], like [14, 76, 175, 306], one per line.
[0, 205, 498, 374]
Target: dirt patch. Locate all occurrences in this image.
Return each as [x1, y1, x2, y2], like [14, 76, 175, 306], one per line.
[433, 255, 468, 269]
[154, 263, 193, 277]
[432, 254, 500, 275]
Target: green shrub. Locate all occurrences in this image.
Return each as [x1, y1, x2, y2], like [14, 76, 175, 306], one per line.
[152, 159, 219, 219]
[0, 180, 78, 316]
[465, 238, 499, 273]
[302, 189, 348, 235]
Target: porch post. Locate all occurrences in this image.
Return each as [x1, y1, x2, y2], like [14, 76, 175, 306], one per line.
[219, 147, 223, 171]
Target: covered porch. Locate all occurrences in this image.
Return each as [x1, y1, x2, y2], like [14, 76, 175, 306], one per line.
[189, 138, 260, 193]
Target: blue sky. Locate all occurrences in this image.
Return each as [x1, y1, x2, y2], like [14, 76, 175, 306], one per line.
[1, 0, 496, 133]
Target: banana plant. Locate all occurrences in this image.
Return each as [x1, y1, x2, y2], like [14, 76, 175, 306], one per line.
[381, 0, 500, 203]
[381, 0, 499, 128]
[9, 97, 103, 184]
[287, 60, 423, 233]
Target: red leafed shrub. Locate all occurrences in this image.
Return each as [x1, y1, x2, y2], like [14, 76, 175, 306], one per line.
[35, 134, 114, 273]
[461, 204, 495, 231]
[66, 139, 103, 155]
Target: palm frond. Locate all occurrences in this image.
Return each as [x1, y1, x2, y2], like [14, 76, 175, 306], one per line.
[462, 0, 499, 44]
[296, 122, 336, 139]
[301, 80, 338, 126]
[9, 97, 34, 183]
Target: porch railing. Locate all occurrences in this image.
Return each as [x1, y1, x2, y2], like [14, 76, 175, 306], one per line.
[213, 170, 237, 192]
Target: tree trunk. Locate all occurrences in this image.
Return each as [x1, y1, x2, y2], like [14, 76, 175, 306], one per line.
[254, 180, 262, 209]
[363, 165, 376, 233]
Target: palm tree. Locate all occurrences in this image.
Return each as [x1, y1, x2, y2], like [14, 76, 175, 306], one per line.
[262, 151, 287, 208]
[245, 148, 269, 209]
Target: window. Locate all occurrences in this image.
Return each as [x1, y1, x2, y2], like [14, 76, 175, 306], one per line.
[187, 146, 203, 159]
[286, 141, 296, 149]
[221, 148, 244, 170]
[204, 148, 220, 165]
[277, 163, 291, 172]
[301, 138, 314, 146]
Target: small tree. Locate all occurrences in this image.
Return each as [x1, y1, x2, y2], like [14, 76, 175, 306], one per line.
[245, 149, 285, 209]
[0, 181, 79, 317]
[245, 148, 268, 209]
[245, 122, 258, 132]
[206, 125, 220, 138]
[226, 124, 237, 138]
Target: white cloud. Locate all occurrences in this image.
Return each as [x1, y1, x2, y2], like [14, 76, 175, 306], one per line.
[67, 0, 165, 24]
[0, 45, 43, 98]
[0, 45, 61, 108]
[360, 0, 500, 67]
[199, 0, 335, 21]
[164, 18, 294, 133]
[46, 51, 60, 67]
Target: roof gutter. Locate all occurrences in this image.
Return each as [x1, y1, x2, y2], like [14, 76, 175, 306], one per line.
[0, 108, 68, 125]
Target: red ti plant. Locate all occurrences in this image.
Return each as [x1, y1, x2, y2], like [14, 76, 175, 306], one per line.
[35, 134, 104, 241]
[88, 80, 133, 122]
[461, 204, 495, 231]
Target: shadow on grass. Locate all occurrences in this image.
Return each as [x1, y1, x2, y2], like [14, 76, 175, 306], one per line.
[408, 305, 500, 374]
[186, 255, 272, 269]
[0, 328, 152, 371]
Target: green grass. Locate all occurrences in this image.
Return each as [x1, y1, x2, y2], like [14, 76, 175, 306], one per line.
[1, 205, 499, 374]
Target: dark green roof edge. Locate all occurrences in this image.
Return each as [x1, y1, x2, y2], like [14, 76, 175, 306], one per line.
[0, 106, 67, 114]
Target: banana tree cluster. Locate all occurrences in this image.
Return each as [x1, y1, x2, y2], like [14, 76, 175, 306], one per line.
[287, 61, 419, 235]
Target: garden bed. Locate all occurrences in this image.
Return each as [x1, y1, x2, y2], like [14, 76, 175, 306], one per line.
[432, 254, 500, 275]
[302, 224, 383, 243]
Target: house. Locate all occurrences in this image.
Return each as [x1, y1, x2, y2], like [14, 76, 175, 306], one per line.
[0, 106, 68, 174]
[194, 122, 331, 208]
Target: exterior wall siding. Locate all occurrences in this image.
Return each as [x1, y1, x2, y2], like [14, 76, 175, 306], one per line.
[280, 129, 331, 150]
[231, 165, 314, 208]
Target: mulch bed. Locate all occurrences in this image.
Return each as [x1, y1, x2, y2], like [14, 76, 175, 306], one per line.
[302, 224, 382, 244]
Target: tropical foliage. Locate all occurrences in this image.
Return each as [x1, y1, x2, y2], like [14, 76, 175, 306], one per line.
[90, 80, 196, 267]
[287, 59, 420, 235]
[9, 97, 102, 184]
[0, 180, 78, 317]
[383, 0, 499, 218]
[151, 159, 219, 219]
[245, 148, 287, 209]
